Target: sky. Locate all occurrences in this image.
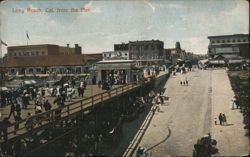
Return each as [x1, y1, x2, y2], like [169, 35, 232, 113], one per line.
[0, 0, 249, 56]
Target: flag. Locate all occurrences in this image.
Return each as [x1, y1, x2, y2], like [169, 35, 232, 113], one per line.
[26, 31, 30, 40]
[1, 40, 8, 46]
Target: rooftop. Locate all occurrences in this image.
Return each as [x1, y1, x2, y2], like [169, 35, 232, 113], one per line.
[3, 54, 102, 68]
[97, 60, 135, 64]
[7, 44, 59, 49]
[208, 34, 249, 39]
[115, 39, 163, 45]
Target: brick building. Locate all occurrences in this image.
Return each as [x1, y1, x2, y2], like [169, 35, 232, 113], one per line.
[5, 44, 81, 61]
[4, 53, 102, 75]
[114, 40, 164, 60]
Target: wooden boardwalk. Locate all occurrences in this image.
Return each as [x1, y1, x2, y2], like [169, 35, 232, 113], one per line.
[1, 79, 154, 144]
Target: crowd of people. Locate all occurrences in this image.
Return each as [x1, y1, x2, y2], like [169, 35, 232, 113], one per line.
[0, 76, 91, 142]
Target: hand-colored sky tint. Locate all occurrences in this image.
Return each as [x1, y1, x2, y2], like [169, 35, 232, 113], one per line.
[0, 0, 249, 55]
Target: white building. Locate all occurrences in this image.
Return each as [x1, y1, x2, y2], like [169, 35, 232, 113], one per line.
[102, 51, 129, 60]
[208, 34, 249, 57]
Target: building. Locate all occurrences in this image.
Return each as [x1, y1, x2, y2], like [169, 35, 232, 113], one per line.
[96, 60, 142, 84]
[128, 40, 164, 60]
[114, 40, 164, 60]
[238, 43, 250, 59]
[102, 51, 129, 60]
[208, 34, 249, 58]
[3, 53, 101, 75]
[5, 44, 81, 61]
[97, 40, 165, 84]
[3, 43, 102, 75]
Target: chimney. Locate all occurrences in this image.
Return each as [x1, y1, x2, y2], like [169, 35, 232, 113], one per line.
[74, 44, 81, 54]
[67, 44, 69, 48]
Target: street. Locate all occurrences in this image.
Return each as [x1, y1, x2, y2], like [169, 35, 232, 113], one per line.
[134, 68, 248, 156]
[137, 69, 212, 156]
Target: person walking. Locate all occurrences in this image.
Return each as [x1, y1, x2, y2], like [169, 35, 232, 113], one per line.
[2, 117, 11, 142]
[186, 80, 188, 86]
[22, 94, 28, 109]
[231, 99, 235, 110]
[154, 95, 161, 112]
[43, 100, 52, 111]
[235, 99, 239, 109]
[218, 113, 223, 125]
[98, 80, 102, 88]
[14, 113, 22, 135]
[25, 112, 34, 134]
[54, 95, 64, 120]
[222, 114, 227, 125]
[15, 102, 21, 117]
[180, 81, 182, 86]
[8, 103, 16, 119]
[214, 117, 217, 125]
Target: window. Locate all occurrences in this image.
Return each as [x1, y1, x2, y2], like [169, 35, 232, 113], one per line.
[125, 53, 127, 56]
[31, 52, 34, 56]
[227, 40, 230, 43]
[103, 54, 106, 57]
[158, 44, 162, 50]
[211, 41, 215, 43]
[243, 39, 246, 42]
[42, 51, 45, 55]
[222, 40, 225, 43]
[36, 51, 39, 55]
[232, 39, 235, 42]
[11, 69, 15, 73]
[237, 39, 241, 42]
[217, 40, 220, 43]
[29, 69, 33, 73]
[151, 45, 155, 50]
[109, 53, 111, 57]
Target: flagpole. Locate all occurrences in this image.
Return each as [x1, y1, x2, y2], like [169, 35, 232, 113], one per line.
[0, 40, 2, 59]
[26, 31, 29, 45]
[0, 41, 3, 85]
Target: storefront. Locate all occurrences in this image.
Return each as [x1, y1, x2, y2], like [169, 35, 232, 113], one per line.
[96, 60, 143, 84]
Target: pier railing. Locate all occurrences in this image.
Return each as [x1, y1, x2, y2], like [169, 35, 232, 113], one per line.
[3, 78, 154, 143]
